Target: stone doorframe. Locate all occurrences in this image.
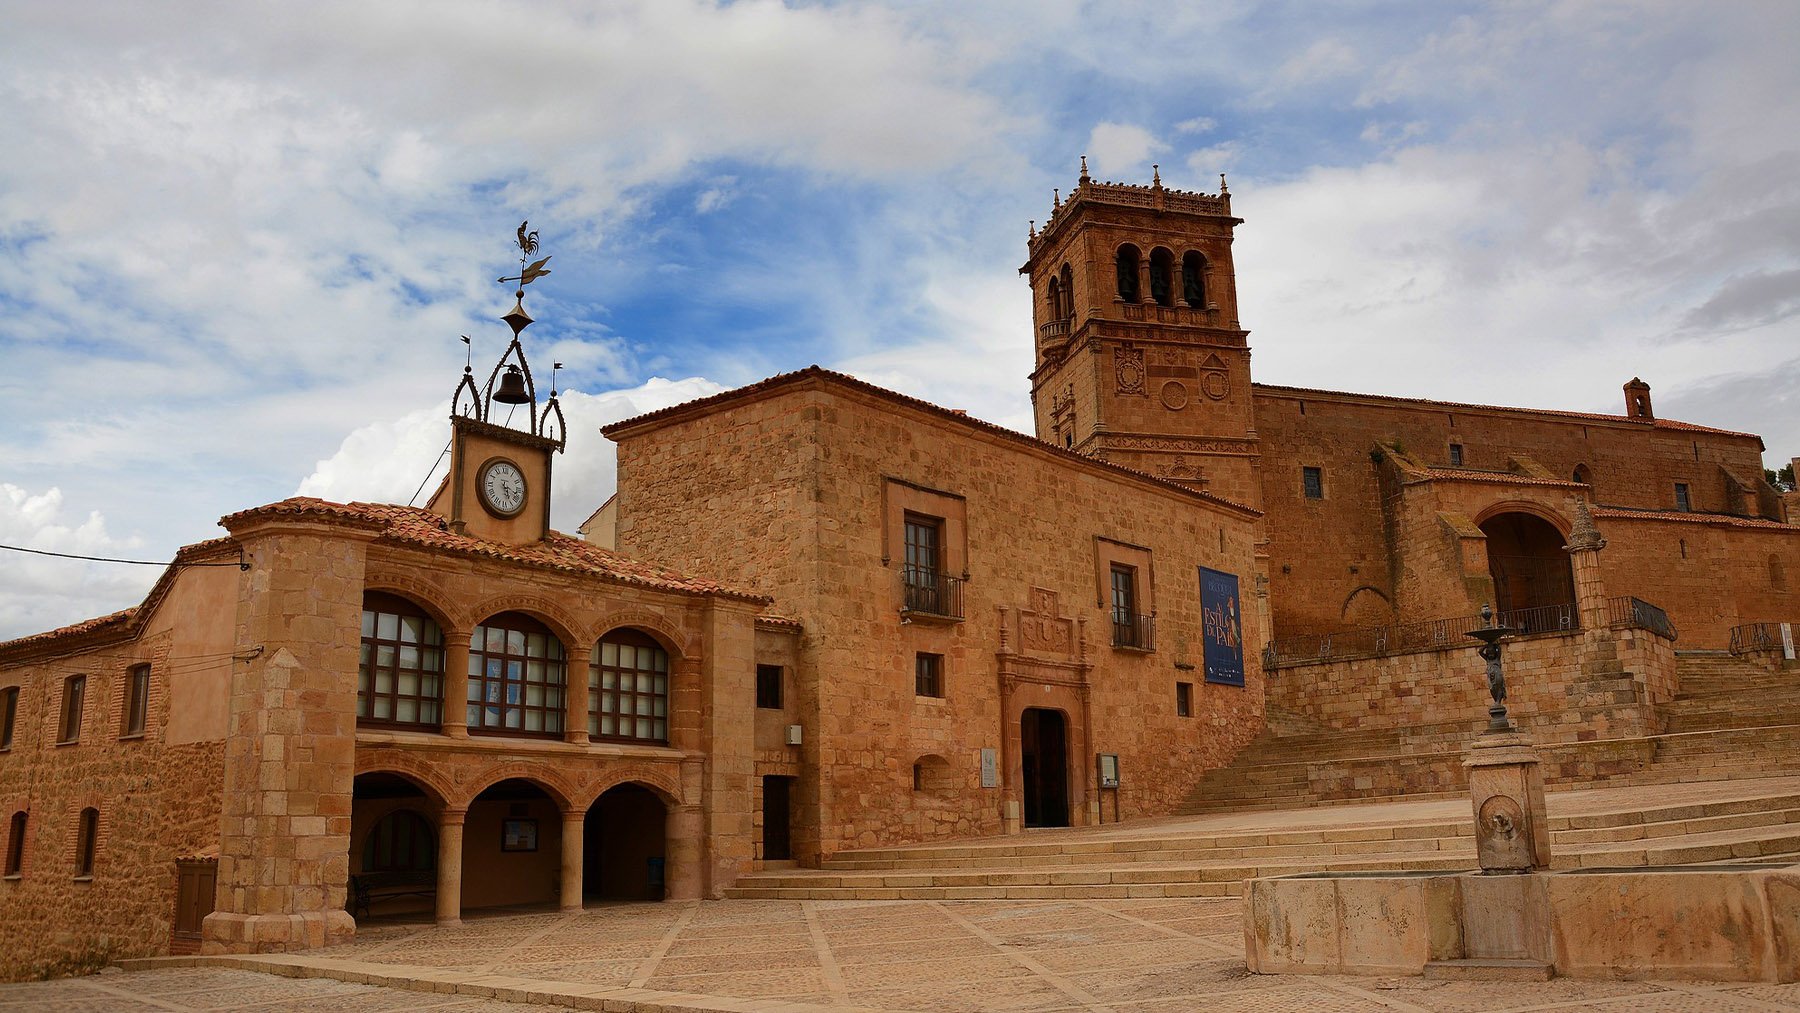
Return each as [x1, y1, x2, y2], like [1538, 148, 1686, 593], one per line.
[995, 588, 1096, 834]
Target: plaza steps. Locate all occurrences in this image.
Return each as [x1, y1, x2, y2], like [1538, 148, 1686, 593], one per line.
[725, 790, 1800, 901]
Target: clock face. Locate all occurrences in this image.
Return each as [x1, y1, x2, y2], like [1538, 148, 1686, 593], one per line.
[478, 459, 527, 517]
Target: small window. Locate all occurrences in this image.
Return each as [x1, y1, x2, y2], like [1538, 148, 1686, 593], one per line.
[58, 675, 85, 744]
[5, 811, 25, 876]
[75, 807, 98, 878]
[915, 653, 943, 698]
[1449, 444, 1464, 466]
[1302, 467, 1324, 500]
[1675, 483, 1691, 512]
[0, 687, 17, 750]
[912, 763, 924, 792]
[1176, 682, 1193, 718]
[122, 665, 150, 737]
[1573, 464, 1592, 485]
[756, 665, 784, 710]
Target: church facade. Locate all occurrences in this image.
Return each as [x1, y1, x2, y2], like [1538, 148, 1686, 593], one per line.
[1, 174, 1797, 977]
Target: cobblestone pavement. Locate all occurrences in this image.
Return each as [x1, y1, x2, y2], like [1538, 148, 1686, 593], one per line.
[8, 897, 1800, 1011]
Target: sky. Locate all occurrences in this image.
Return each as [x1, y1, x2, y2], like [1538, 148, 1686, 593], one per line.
[2, 0, 1798, 639]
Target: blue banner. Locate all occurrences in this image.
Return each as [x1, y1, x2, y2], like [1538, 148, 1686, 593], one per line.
[1199, 566, 1245, 686]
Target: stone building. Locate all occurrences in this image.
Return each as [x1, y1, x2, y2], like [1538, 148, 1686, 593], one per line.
[2, 172, 1797, 978]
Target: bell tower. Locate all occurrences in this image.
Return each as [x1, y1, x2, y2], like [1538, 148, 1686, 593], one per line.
[1022, 161, 1260, 508]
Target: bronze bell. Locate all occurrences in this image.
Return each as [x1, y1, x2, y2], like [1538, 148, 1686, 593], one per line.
[493, 364, 531, 404]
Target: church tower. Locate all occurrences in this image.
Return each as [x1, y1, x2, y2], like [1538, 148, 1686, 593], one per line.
[1022, 161, 1260, 509]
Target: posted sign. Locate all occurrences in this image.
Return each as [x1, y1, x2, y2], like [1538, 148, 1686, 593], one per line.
[1199, 566, 1245, 686]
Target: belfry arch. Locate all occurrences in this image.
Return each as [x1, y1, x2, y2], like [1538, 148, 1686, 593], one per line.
[1478, 511, 1576, 617]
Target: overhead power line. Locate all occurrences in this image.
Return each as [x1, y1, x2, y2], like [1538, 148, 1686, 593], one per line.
[0, 544, 248, 569]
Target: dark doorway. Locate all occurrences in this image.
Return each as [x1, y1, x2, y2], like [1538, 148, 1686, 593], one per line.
[761, 775, 793, 861]
[584, 784, 667, 901]
[1021, 708, 1070, 828]
[1479, 512, 1577, 623]
[172, 859, 216, 954]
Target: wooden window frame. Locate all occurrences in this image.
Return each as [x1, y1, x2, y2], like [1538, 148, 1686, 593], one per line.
[74, 807, 98, 879]
[58, 675, 85, 745]
[588, 629, 669, 745]
[0, 686, 17, 751]
[755, 664, 784, 710]
[359, 593, 446, 731]
[915, 652, 944, 698]
[121, 664, 150, 739]
[4, 811, 25, 877]
[468, 613, 566, 738]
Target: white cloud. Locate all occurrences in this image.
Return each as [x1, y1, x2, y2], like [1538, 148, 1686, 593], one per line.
[1083, 123, 1167, 180]
[1175, 117, 1217, 135]
[0, 485, 154, 639]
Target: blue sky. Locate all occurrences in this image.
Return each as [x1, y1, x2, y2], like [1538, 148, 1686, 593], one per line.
[2, 1, 1798, 638]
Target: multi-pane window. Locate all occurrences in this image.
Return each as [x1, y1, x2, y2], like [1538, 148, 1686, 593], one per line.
[58, 676, 85, 744]
[1675, 483, 1691, 512]
[1111, 565, 1139, 647]
[1302, 467, 1324, 500]
[1176, 682, 1193, 718]
[75, 807, 98, 877]
[122, 665, 150, 737]
[915, 653, 944, 698]
[588, 630, 669, 744]
[4, 811, 24, 876]
[362, 810, 435, 872]
[468, 613, 565, 737]
[0, 687, 17, 750]
[359, 594, 445, 729]
[1449, 444, 1464, 466]
[756, 665, 783, 710]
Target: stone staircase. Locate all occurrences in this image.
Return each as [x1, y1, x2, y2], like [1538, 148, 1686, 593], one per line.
[726, 786, 1800, 900]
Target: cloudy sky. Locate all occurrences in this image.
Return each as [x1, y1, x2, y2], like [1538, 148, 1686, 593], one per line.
[2, 0, 1797, 638]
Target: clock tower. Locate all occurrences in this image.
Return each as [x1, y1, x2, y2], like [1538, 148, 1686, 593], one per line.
[428, 223, 566, 544]
[1021, 162, 1261, 510]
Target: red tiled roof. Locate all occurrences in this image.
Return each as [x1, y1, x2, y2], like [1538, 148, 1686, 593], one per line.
[1593, 506, 1795, 531]
[755, 614, 804, 632]
[222, 498, 769, 603]
[603, 366, 1263, 518]
[1421, 467, 1587, 489]
[1252, 383, 1760, 440]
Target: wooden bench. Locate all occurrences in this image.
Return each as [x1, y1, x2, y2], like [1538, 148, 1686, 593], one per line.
[348, 870, 436, 920]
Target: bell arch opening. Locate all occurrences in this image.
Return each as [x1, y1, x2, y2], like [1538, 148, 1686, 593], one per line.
[1479, 511, 1576, 620]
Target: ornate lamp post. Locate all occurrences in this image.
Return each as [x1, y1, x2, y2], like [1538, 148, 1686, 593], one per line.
[1466, 603, 1514, 733]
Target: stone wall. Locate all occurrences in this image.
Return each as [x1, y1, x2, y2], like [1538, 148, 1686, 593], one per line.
[1598, 513, 1800, 646]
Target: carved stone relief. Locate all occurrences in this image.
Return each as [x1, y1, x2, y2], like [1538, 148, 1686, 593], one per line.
[1114, 346, 1145, 395]
[1020, 587, 1075, 658]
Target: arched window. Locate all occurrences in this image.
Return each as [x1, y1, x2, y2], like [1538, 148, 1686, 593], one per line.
[362, 810, 435, 872]
[5, 811, 25, 876]
[589, 629, 669, 744]
[1182, 251, 1207, 307]
[359, 593, 445, 729]
[468, 613, 565, 737]
[1573, 463, 1592, 485]
[1058, 263, 1074, 319]
[1149, 247, 1175, 307]
[75, 807, 98, 877]
[1115, 245, 1141, 303]
[1774, 555, 1788, 591]
[1045, 277, 1061, 322]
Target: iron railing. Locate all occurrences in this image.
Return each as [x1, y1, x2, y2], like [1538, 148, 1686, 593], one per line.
[1112, 611, 1155, 651]
[901, 567, 964, 620]
[1606, 597, 1678, 642]
[1729, 622, 1794, 656]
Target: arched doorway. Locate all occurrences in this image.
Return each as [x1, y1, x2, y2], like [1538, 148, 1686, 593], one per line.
[462, 777, 563, 913]
[348, 772, 440, 922]
[584, 784, 668, 901]
[1021, 708, 1070, 828]
[1479, 512, 1576, 622]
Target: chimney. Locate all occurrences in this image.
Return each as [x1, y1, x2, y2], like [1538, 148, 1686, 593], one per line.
[1623, 378, 1653, 421]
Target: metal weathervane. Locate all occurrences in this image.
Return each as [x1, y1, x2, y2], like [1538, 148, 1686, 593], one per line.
[498, 222, 552, 293]
[450, 220, 567, 452]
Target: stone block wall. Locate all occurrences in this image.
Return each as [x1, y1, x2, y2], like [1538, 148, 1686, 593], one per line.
[1598, 514, 1800, 647]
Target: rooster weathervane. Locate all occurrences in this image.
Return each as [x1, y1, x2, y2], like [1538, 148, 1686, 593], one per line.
[497, 221, 552, 293]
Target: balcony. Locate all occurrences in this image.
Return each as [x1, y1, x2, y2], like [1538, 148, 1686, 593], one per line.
[1112, 611, 1155, 651]
[902, 568, 964, 621]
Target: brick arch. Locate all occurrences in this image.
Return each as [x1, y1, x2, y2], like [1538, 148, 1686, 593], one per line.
[352, 756, 455, 807]
[589, 610, 692, 659]
[457, 760, 579, 811]
[1473, 500, 1571, 537]
[1340, 586, 1396, 627]
[362, 571, 462, 633]
[468, 593, 584, 653]
[580, 767, 684, 811]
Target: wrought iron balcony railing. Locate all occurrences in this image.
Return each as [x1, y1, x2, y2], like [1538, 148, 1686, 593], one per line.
[1111, 611, 1155, 651]
[901, 567, 964, 620]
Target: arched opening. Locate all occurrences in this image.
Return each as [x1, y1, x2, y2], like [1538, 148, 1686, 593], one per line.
[1058, 263, 1074, 319]
[349, 772, 440, 921]
[588, 629, 670, 745]
[1115, 245, 1141, 303]
[1773, 555, 1787, 591]
[1479, 512, 1577, 624]
[584, 784, 668, 902]
[1149, 247, 1175, 307]
[1021, 708, 1069, 828]
[469, 612, 566, 738]
[359, 592, 445, 730]
[1341, 586, 1397, 628]
[1045, 277, 1061, 323]
[1182, 251, 1207, 307]
[464, 777, 562, 913]
[1572, 463, 1592, 486]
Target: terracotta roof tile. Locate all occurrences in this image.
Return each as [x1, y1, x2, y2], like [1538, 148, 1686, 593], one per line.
[1593, 506, 1795, 531]
[1252, 382, 1760, 440]
[223, 497, 769, 603]
[1422, 467, 1587, 489]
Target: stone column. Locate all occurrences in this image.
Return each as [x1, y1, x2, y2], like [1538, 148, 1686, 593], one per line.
[565, 663, 590, 745]
[667, 803, 704, 900]
[442, 629, 470, 738]
[670, 657, 703, 752]
[698, 599, 760, 896]
[560, 809, 585, 911]
[201, 512, 378, 955]
[1565, 500, 1610, 633]
[1137, 257, 1153, 304]
[436, 809, 465, 926]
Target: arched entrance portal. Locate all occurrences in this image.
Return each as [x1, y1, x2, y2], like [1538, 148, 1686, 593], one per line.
[348, 772, 439, 922]
[1480, 512, 1576, 624]
[1021, 708, 1070, 828]
[462, 778, 562, 913]
[584, 784, 668, 901]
